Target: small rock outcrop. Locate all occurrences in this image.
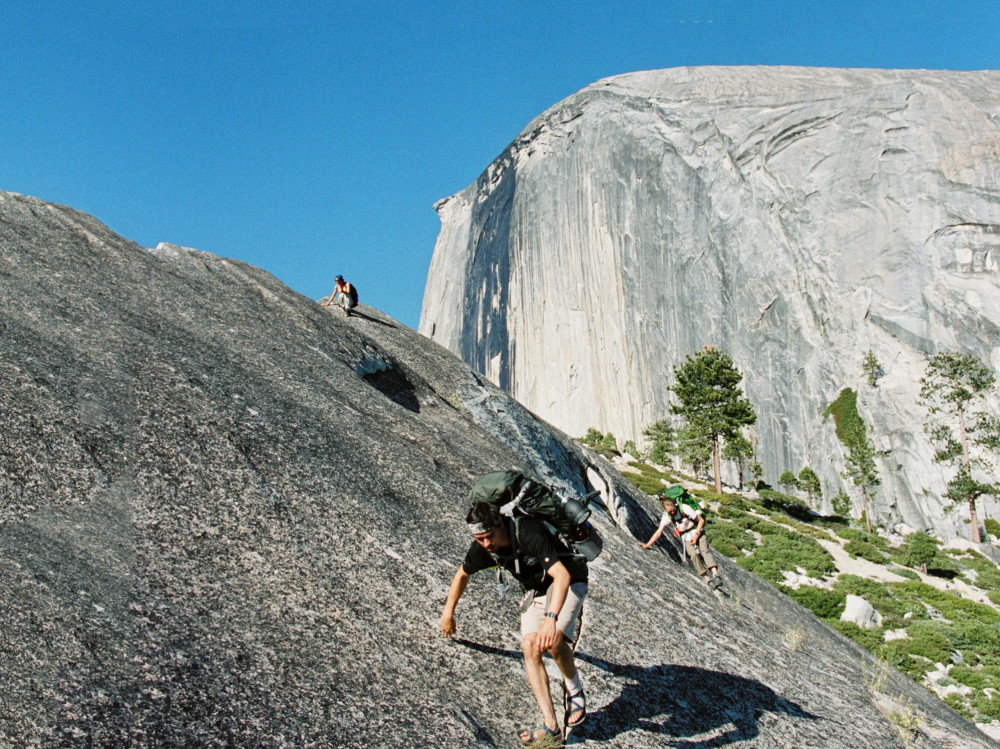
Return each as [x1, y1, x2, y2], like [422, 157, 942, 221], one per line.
[1, 190, 994, 747]
[842, 594, 885, 630]
[419, 66, 1000, 539]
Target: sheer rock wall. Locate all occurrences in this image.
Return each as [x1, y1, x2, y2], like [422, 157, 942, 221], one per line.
[420, 66, 1000, 537]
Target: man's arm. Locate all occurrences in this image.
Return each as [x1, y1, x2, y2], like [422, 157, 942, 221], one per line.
[688, 513, 706, 546]
[640, 514, 672, 549]
[439, 566, 471, 637]
[535, 560, 571, 653]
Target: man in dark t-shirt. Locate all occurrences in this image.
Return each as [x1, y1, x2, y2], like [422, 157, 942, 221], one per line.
[439, 500, 588, 744]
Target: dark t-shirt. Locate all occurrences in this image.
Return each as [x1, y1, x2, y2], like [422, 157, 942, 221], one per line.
[462, 516, 588, 595]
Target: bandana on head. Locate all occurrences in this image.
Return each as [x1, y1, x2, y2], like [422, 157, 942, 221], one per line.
[468, 517, 502, 535]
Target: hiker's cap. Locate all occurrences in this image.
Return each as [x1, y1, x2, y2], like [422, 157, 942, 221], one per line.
[335, 275, 344, 281]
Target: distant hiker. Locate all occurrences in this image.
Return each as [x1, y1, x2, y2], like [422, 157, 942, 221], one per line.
[640, 487, 723, 590]
[321, 274, 358, 316]
[440, 496, 588, 744]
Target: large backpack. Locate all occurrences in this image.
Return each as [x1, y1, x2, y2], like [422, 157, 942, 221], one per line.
[467, 470, 603, 561]
[662, 485, 709, 520]
[345, 282, 358, 305]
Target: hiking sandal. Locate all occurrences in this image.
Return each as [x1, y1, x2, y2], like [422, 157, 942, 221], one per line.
[517, 725, 561, 745]
[564, 688, 586, 727]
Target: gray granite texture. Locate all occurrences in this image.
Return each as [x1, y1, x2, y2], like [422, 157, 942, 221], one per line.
[1, 189, 995, 747]
[419, 66, 1000, 540]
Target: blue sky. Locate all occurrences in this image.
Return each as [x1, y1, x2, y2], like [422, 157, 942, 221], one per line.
[4, 1, 998, 330]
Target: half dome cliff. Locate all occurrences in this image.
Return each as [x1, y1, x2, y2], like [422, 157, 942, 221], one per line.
[420, 66, 1000, 538]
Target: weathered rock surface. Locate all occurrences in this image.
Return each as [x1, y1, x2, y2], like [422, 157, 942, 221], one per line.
[841, 594, 885, 630]
[420, 66, 1000, 539]
[1, 190, 995, 747]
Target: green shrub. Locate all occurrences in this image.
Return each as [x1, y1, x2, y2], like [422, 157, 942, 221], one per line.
[834, 576, 921, 625]
[951, 549, 1000, 590]
[826, 619, 885, 653]
[714, 504, 748, 520]
[989, 590, 1000, 606]
[622, 471, 667, 495]
[706, 522, 756, 558]
[895, 581, 1000, 626]
[985, 517, 1000, 540]
[944, 693, 975, 720]
[888, 566, 921, 581]
[835, 527, 888, 548]
[972, 692, 1000, 720]
[716, 492, 748, 509]
[843, 539, 889, 565]
[949, 665, 1000, 691]
[896, 621, 958, 663]
[781, 586, 847, 619]
[738, 527, 836, 584]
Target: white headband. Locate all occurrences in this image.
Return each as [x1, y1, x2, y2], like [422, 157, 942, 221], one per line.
[468, 518, 501, 535]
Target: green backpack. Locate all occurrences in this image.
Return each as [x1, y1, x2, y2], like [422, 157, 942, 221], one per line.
[661, 485, 709, 519]
[467, 470, 603, 561]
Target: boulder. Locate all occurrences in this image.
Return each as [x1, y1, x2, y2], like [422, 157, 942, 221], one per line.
[841, 595, 884, 630]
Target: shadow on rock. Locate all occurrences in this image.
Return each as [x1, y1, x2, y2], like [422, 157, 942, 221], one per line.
[451, 641, 821, 747]
[348, 310, 396, 327]
[577, 653, 821, 746]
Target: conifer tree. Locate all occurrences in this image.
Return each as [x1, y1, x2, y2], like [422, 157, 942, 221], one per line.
[778, 471, 799, 493]
[670, 347, 756, 494]
[843, 415, 880, 533]
[798, 466, 822, 503]
[642, 419, 676, 465]
[863, 350, 883, 387]
[919, 352, 999, 543]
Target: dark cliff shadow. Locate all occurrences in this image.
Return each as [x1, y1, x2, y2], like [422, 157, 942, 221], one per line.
[362, 366, 420, 412]
[450, 642, 823, 746]
[576, 653, 822, 747]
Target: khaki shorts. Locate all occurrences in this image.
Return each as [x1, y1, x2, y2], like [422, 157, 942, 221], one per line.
[520, 582, 588, 643]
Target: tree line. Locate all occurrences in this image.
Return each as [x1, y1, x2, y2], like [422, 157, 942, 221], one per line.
[580, 347, 999, 541]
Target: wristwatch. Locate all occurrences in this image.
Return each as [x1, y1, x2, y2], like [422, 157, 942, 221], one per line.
[544, 611, 558, 620]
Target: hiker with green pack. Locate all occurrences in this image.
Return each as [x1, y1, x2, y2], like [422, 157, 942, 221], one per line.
[640, 486, 724, 591]
[439, 470, 597, 745]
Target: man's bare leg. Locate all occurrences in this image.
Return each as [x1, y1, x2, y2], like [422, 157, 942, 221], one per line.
[521, 633, 559, 738]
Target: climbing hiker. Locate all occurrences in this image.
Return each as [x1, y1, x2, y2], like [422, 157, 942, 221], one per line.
[640, 487, 723, 590]
[321, 274, 358, 316]
[439, 495, 588, 744]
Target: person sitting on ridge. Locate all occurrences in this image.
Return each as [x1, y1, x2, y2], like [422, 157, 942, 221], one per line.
[440, 498, 588, 745]
[321, 274, 358, 316]
[640, 487, 723, 590]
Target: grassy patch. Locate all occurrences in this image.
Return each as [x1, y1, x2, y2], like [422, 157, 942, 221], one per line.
[737, 524, 836, 584]
[706, 522, 756, 559]
[843, 539, 890, 565]
[780, 585, 846, 619]
[826, 619, 885, 652]
[621, 470, 668, 496]
[823, 387, 859, 444]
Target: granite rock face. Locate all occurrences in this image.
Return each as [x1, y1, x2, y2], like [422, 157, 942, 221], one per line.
[1, 190, 994, 747]
[420, 66, 1000, 539]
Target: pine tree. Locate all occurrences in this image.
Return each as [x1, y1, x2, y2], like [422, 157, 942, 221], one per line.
[642, 419, 676, 465]
[798, 466, 822, 504]
[863, 350, 883, 387]
[919, 352, 999, 544]
[671, 347, 757, 494]
[843, 415, 880, 533]
[778, 470, 799, 493]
